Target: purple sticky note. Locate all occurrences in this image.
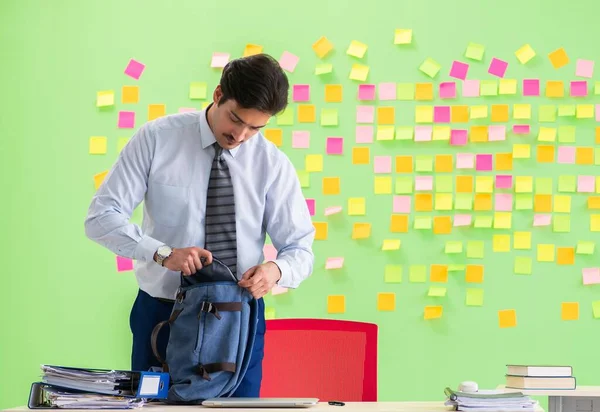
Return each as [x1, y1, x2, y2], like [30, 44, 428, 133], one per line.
[495, 194, 513, 211]
[358, 84, 376, 101]
[582, 268, 600, 285]
[523, 79, 540, 96]
[577, 175, 595, 193]
[306, 198, 316, 216]
[279, 51, 299, 72]
[326, 137, 343, 155]
[434, 106, 450, 123]
[476, 154, 493, 171]
[513, 124, 530, 135]
[439, 82, 457, 99]
[489, 125, 506, 141]
[355, 126, 373, 143]
[293, 84, 310, 101]
[576, 59, 594, 78]
[453, 214, 472, 227]
[533, 214, 551, 226]
[116, 256, 134, 272]
[495, 175, 513, 189]
[488, 58, 508, 78]
[462, 80, 480, 97]
[292, 131, 310, 148]
[450, 129, 468, 146]
[456, 153, 475, 169]
[118, 111, 135, 128]
[570, 81, 588, 97]
[356, 105, 375, 123]
[393, 196, 411, 213]
[374, 156, 392, 173]
[378, 82, 397, 100]
[557, 146, 575, 164]
[415, 176, 433, 191]
[450, 61, 469, 80]
[415, 126, 433, 142]
[124, 59, 145, 80]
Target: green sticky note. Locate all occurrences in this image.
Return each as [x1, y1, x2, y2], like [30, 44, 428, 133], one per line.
[553, 215, 571, 233]
[474, 215, 493, 228]
[445, 241, 463, 254]
[415, 155, 433, 172]
[455, 193, 473, 210]
[539, 105, 557, 122]
[595, 148, 600, 166]
[419, 58, 441, 78]
[515, 194, 533, 210]
[277, 108, 294, 125]
[414, 216, 432, 230]
[117, 137, 129, 153]
[435, 176, 453, 193]
[395, 177, 413, 194]
[265, 307, 276, 320]
[558, 175, 576, 193]
[558, 105, 576, 117]
[465, 42, 485, 60]
[189, 81, 207, 99]
[297, 170, 310, 188]
[428, 287, 447, 297]
[320, 109, 338, 126]
[480, 80, 498, 96]
[397, 83, 415, 100]
[535, 177, 553, 194]
[315, 63, 333, 75]
[384, 265, 402, 283]
[396, 126, 413, 140]
[576, 241, 595, 255]
[466, 288, 484, 306]
[467, 241, 484, 259]
[409, 265, 427, 283]
[514, 256, 532, 275]
[558, 126, 576, 143]
[448, 264, 466, 272]
[595, 81, 600, 95]
[593, 301, 600, 319]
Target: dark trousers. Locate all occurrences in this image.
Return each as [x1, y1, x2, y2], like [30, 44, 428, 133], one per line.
[129, 288, 266, 397]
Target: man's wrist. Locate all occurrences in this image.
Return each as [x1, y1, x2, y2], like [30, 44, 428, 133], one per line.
[267, 261, 282, 283]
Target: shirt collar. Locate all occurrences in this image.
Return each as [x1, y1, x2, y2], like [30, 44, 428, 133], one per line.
[199, 103, 240, 158]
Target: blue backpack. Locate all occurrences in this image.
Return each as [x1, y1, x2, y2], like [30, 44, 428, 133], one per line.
[151, 258, 258, 404]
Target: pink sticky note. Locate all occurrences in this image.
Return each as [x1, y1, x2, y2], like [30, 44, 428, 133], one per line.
[326, 137, 343, 155]
[415, 176, 433, 191]
[211, 52, 230, 68]
[513, 124, 530, 135]
[374, 156, 392, 173]
[292, 131, 310, 149]
[325, 257, 344, 270]
[462, 80, 480, 97]
[263, 244, 277, 261]
[557, 146, 575, 164]
[476, 154, 493, 171]
[305, 198, 315, 216]
[533, 214, 551, 226]
[456, 153, 475, 169]
[414, 126, 432, 142]
[116, 256, 134, 272]
[582, 268, 600, 285]
[495, 194, 513, 211]
[450, 129, 468, 146]
[489, 125, 506, 141]
[488, 58, 508, 78]
[324, 206, 342, 216]
[124, 59, 145, 80]
[355, 125, 373, 143]
[577, 175, 595, 193]
[453, 214, 472, 227]
[523, 79, 540, 96]
[576, 59, 594, 78]
[393, 196, 411, 213]
[178, 107, 197, 113]
[279, 51, 299, 72]
[293, 84, 310, 101]
[358, 84, 376, 101]
[434, 106, 450, 123]
[439, 82, 457, 99]
[118, 111, 135, 128]
[450, 61, 469, 80]
[496, 175, 513, 189]
[570, 81, 588, 97]
[271, 285, 288, 295]
[378, 82, 397, 100]
[356, 105, 375, 123]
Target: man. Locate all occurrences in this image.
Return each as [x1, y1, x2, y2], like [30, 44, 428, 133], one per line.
[84, 53, 315, 397]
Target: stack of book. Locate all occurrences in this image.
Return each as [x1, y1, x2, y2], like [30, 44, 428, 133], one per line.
[505, 365, 576, 390]
[444, 387, 538, 411]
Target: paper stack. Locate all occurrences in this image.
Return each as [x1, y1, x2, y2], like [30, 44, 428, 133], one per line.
[444, 387, 538, 411]
[505, 365, 576, 390]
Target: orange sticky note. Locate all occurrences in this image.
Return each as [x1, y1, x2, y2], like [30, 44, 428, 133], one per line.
[415, 83, 434, 100]
[93, 170, 109, 190]
[495, 153, 513, 171]
[470, 125, 488, 142]
[498, 309, 517, 328]
[548, 47, 569, 69]
[298, 105, 316, 123]
[377, 293, 396, 311]
[435, 155, 453, 172]
[390, 215, 409, 233]
[243, 43, 263, 57]
[148, 104, 166, 121]
[352, 147, 370, 165]
[312, 36, 333, 58]
[395, 155, 413, 173]
[576, 147, 594, 165]
[474, 194, 492, 211]
[424, 305, 443, 320]
[313, 222, 328, 240]
[537, 145, 555, 163]
[377, 107, 395, 125]
[546, 81, 564, 97]
[557, 247, 575, 265]
[430, 264, 448, 282]
[456, 176, 473, 193]
[122, 86, 139, 104]
[561, 302, 579, 320]
[327, 295, 345, 313]
[322, 177, 340, 195]
[465, 265, 484, 283]
[534, 195, 552, 212]
[491, 104, 509, 122]
[451, 105, 469, 123]
[596, 127, 600, 144]
[264, 129, 282, 147]
[433, 216, 452, 234]
[352, 223, 371, 239]
[415, 194, 433, 211]
[325, 84, 343, 102]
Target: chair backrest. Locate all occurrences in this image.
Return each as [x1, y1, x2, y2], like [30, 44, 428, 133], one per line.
[260, 318, 377, 401]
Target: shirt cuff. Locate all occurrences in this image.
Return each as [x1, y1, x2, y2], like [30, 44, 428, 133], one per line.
[134, 235, 164, 262]
[271, 258, 292, 288]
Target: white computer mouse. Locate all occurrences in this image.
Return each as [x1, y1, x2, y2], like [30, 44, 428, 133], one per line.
[459, 381, 479, 392]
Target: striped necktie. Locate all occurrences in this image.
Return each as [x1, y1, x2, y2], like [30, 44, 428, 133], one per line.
[204, 143, 237, 275]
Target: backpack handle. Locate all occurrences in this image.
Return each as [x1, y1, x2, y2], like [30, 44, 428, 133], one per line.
[150, 308, 183, 372]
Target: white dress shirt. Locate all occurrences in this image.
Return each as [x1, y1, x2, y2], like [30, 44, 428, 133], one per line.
[84, 108, 315, 299]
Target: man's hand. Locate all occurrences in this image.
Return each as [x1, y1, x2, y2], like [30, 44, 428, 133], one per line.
[238, 262, 281, 299]
[160, 247, 213, 275]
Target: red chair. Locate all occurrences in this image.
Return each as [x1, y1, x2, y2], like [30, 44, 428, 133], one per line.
[259, 318, 378, 401]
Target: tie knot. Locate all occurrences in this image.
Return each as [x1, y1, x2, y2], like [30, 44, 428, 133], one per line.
[213, 143, 223, 159]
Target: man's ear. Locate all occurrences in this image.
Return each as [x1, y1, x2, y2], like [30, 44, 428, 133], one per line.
[213, 85, 222, 106]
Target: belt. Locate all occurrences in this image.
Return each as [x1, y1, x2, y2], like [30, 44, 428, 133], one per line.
[155, 297, 175, 304]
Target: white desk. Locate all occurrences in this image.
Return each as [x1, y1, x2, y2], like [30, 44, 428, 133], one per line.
[499, 385, 600, 412]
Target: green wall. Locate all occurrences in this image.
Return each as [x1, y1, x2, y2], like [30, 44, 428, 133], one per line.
[2, 0, 600, 408]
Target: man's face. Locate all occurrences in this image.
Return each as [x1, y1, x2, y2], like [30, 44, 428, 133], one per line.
[209, 86, 271, 150]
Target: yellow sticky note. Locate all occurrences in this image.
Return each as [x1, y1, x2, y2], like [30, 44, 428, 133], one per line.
[513, 104, 531, 119]
[513, 231, 531, 249]
[576, 104, 594, 119]
[189, 82, 207, 99]
[513, 144, 531, 159]
[348, 198, 366, 216]
[377, 293, 396, 311]
[434, 194, 453, 211]
[305, 154, 323, 172]
[475, 176, 493, 193]
[315, 63, 333, 75]
[424, 305, 443, 320]
[117, 137, 129, 153]
[498, 309, 517, 328]
[121, 86, 139, 104]
[494, 212, 512, 229]
[554, 195, 571, 213]
[313, 222, 328, 240]
[374, 176, 392, 194]
[96, 90, 114, 107]
[312, 36, 333, 59]
[537, 244, 555, 262]
[591, 214, 600, 232]
[93, 170, 108, 190]
[466, 288, 484, 306]
[298, 105, 316, 123]
[470, 105, 488, 119]
[347, 40, 368, 58]
[415, 106, 433, 123]
[499, 79, 517, 95]
[376, 126, 394, 141]
[538, 127, 557, 142]
[89, 136, 107, 155]
[352, 223, 371, 239]
[325, 84, 343, 102]
[243, 44, 263, 57]
[432, 126, 450, 141]
[382, 239, 401, 251]
[515, 176, 533, 193]
[322, 177, 340, 195]
[493, 234, 511, 252]
[515, 44, 536, 64]
[349, 64, 369, 81]
[548, 47, 569, 69]
[327, 295, 345, 313]
[561, 302, 579, 320]
[394, 29, 412, 45]
[148, 104, 166, 121]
